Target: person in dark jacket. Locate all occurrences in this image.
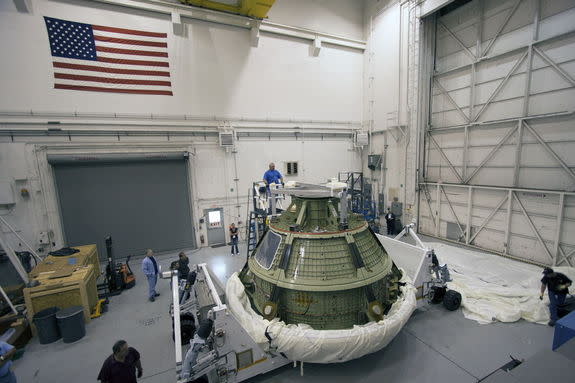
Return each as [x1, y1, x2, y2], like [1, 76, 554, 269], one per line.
[540, 267, 572, 326]
[385, 208, 396, 236]
[176, 252, 189, 280]
[98, 340, 142, 383]
[229, 223, 239, 256]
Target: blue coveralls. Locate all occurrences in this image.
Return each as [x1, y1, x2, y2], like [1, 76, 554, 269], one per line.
[0, 342, 16, 383]
[142, 256, 159, 300]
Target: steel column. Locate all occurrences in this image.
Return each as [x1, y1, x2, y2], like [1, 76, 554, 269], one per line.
[512, 120, 523, 187]
[504, 190, 513, 254]
[436, 183, 441, 237]
[553, 193, 564, 266]
[463, 125, 469, 180]
[466, 186, 472, 244]
[522, 0, 540, 117]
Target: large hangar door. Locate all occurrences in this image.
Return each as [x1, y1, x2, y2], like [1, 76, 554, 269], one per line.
[419, 0, 575, 265]
[50, 153, 195, 260]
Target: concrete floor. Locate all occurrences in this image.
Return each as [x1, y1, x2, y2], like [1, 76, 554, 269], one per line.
[11, 241, 567, 383]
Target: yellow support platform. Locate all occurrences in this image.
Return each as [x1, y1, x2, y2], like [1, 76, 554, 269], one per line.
[178, 0, 275, 19]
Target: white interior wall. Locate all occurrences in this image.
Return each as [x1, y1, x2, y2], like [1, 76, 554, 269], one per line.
[268, 0, 365, 40]
[0, 0, 363, 121]
[363, 0, 413, 222]
[0, 0, 364, 253]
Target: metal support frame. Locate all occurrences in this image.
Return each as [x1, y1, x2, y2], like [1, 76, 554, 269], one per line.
[512, 192, 554, 262]
[464, 124, 518, 183]
[553, 193, 564, 266]
[469, 0, 483, 121]
[428, 132, 464, 183]
[0, 285, 18, 315]
[250, 21, 261, 48]
[463, 125, 469, 180]
[532, 45, 575, 87]
[171, 272, 183, 366]
[434, 78, 471, 123]
[504, 189, 513, 254]
[468, 192, 508, 245]
[522, 120, 575, 183]
[422, 0, 575, 265]
[472, 50, 528, 122]
[440, 186, 466, 240]
[512, 120, 523, 186]
[0, 215, 42, 263]
[438, 20, 476, 61]
[435, 184, 441, 237]
[435, 28, 575, 78]
[522, 0, 540, 117]
[422, 184, 436, 229]
[429, 110, 573, 133]
[558, 247, 574, 267]
[199, 263, 223, 307]
[0, 232, 29, 284]
[481, 0, 522, 57]
[465, 187, 472, 244]
[90, 0, 367, 51]
[419, 182, 575, 265]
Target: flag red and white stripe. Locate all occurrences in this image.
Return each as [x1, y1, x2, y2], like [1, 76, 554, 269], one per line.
[44, 17, 173, 96]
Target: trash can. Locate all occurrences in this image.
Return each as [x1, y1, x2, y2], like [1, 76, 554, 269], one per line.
[56, 306, 86, 343]
[32, 307, 61, 344]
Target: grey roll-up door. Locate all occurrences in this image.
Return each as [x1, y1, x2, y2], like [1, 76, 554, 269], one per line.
[51, 155, 195, 260]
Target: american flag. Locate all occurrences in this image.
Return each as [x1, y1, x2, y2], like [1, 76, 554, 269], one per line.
[44, 16, 173, 96]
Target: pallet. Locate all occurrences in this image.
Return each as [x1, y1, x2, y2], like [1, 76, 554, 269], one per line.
[23, 264, 98, 334]
[29, 244, 100, 278]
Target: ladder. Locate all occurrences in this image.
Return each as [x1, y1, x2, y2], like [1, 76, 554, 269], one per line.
[246, 211, 266, 255]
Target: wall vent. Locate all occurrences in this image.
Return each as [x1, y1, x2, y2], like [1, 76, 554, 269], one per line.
[286, 162, 298, 176]
[354, 132, 369, 147]
[219, 132, 234, 147]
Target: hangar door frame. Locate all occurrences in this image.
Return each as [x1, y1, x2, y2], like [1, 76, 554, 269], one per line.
[48, 151, 197, 260]
[417, 0, 575, 266]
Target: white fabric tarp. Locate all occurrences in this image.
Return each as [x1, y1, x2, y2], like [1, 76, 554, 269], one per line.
[426, 242, 575, 324]
[225, 271, 416, 363]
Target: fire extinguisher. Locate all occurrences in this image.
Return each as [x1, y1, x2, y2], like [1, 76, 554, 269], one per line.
[200, 234, 205, 245]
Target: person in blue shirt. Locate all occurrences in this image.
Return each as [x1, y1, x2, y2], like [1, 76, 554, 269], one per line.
[263, 163, 284, 188]
[0, 341, 17, 383]
[263, 163, 284, 214]
[142, 249, 160, 302]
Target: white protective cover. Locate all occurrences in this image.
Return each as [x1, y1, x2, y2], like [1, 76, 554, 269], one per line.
[425, 243, 575, 324]
[225, 271, 416, 363]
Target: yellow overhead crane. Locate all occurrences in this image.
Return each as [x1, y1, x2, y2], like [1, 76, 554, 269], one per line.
[178, 0, 275, 19]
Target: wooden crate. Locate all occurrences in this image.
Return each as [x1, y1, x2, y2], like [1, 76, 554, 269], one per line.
[23, 265, 98, 333]
[29, 244, 100, 278]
